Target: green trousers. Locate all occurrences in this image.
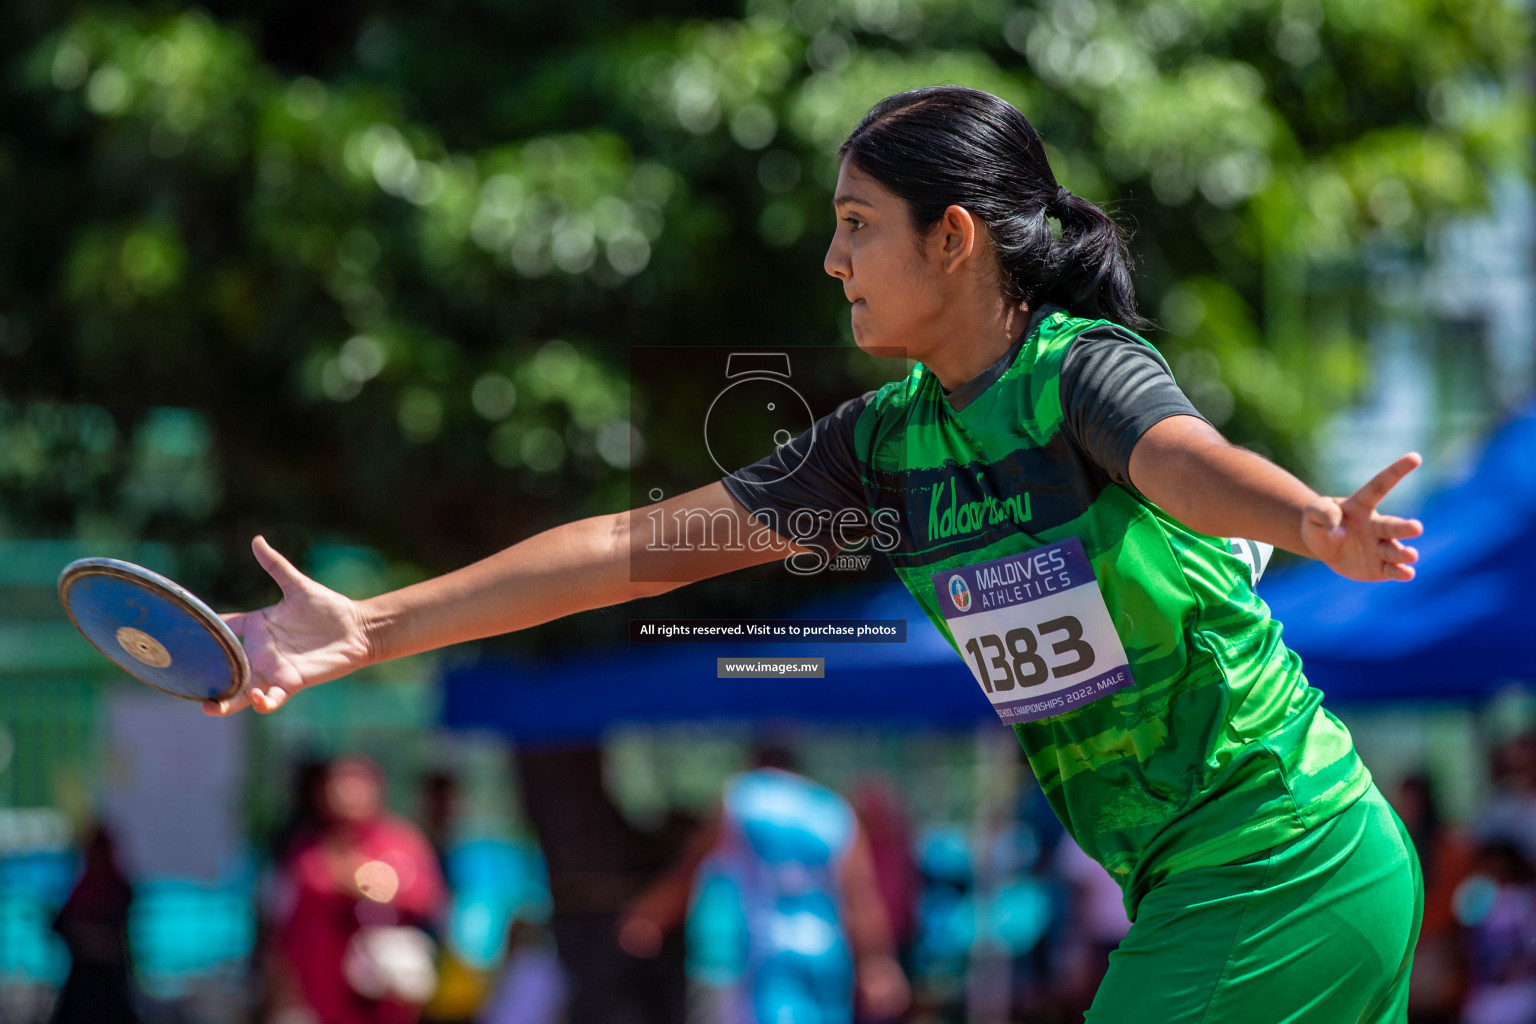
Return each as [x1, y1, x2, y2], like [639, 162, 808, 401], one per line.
[1086, 782, 1423, 1023]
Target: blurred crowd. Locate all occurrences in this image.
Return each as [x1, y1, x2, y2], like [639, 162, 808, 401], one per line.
[25, 728, 1536, 1024]
[1405, 730, 1536, 1024]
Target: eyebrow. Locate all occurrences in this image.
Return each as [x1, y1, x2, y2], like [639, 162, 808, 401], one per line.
[833, 192, 875, 208]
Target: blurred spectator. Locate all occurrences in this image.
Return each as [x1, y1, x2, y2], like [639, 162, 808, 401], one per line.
[48, 824, 139, 1024]
[419, 771, 460, 880]
[618, 746, 909, 1024]
[849, 780, 918, 972]
[911, 826, 973, 1016]
[272, 757, 334, 863]
[907, 813, 1055, 1020]
[477, 918, 568, 1024]
[985, 826, 1052, 1022]
[1457, 841, 1536, 1024]
[419, 770, 480, 1024]
[1477, 731, 1536, 864]
[1051, 836, 1131, 1020]
[1391, 772, 1474, 1024]
[252, 757, 333, 1024]
[515, 744, 685, 1024]
[271, 755, 447, 1024]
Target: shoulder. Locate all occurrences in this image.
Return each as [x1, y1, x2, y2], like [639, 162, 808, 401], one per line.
[839, 366, 931, 466]
[1052, 317, 1202, 486]
[1014, 310, 1162, 408]
[864, 363, 929, 418]
[1058, 318, 1179, 405]
[1062, 320, 1168, 367]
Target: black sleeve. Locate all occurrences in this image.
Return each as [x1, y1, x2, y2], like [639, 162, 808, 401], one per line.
[720, 391, 875, 549]
[1059, 325, 1207, 489]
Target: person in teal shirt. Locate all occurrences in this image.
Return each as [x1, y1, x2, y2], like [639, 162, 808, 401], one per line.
[616, 748, 908, 1024]
[208, 86, 1424, 1022]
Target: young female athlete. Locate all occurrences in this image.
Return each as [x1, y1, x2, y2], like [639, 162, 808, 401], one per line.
[206, 87, 1425, 1022]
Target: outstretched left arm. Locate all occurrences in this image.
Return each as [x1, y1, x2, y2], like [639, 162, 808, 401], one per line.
[1127, 414, 1424, 582]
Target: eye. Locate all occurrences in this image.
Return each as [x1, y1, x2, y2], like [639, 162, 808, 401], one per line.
[842, 215, 865, 232]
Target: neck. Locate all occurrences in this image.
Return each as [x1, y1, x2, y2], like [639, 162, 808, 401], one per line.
[920, 296, 1032, 393]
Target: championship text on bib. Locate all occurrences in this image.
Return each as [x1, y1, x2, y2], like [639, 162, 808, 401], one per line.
[930, 537, 1135, 724]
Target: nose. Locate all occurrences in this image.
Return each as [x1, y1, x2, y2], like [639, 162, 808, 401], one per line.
[824, 232, 850, 282]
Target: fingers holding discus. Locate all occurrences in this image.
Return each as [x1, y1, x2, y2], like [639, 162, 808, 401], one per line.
[204, 684, 286, 717]
[202, 536, 297, 717]
[202, 535, 372, 717]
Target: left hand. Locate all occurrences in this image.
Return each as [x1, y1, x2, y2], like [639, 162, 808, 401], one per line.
[202, 536, 373, 716]
[1300, 452, 1424, 581]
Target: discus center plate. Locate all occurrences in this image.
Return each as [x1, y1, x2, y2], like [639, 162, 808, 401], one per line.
[116, 626, 173, 668]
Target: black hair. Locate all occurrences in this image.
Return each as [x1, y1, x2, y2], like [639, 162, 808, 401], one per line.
[839, 86, 1147, 330]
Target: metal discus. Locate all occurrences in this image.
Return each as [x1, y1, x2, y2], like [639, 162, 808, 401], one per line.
[58, 558, 248, 702]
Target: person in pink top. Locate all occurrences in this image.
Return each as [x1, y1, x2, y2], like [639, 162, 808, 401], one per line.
[272, 756, 448, 1024]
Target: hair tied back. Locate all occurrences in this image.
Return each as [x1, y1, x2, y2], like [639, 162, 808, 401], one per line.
[839, 86, 1147, 329]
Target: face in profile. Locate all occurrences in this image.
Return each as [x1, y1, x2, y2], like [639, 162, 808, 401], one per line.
[823, 159, 954, 359]
[324, 758, 383, 825]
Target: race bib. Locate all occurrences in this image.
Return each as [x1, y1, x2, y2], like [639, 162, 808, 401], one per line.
[931, 537, 1135, 724]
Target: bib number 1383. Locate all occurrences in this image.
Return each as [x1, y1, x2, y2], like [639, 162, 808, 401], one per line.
[931, 537, 1135, 724]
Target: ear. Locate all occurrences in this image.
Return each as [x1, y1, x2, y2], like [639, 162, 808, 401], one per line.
[935, 204, 979, 275]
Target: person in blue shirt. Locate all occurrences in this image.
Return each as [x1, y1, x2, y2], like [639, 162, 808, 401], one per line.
[617, 746, 909, 1024]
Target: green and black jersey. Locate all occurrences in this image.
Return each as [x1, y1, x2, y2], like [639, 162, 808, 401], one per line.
[721, 305, 1372, 919]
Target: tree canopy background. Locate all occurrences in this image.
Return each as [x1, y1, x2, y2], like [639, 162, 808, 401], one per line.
[0, 0, 1528, 647]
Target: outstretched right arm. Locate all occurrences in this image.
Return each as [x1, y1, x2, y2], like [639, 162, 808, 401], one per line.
[205, 481, 796, 716]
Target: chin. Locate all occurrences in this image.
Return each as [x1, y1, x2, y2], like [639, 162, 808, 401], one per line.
[850, 311, 877, 351]
[852, 324, 901, 361]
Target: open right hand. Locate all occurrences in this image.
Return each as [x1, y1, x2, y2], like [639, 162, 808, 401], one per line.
[1299, 453, 1424, 582]
[202, 536, 373, 717]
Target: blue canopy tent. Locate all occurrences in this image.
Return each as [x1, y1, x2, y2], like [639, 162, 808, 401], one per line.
[1261, 399, 1536, 702]
[442, 401, 1536, 739]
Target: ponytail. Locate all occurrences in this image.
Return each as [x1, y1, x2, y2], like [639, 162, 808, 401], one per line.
[1043, 189, 1144, 328]
[839, 87, 1147, 330]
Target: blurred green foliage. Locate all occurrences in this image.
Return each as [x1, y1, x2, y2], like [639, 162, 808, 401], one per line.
[0, 0, 1528, 623]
